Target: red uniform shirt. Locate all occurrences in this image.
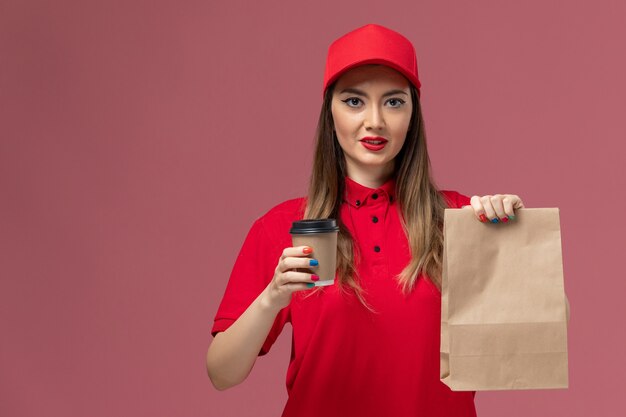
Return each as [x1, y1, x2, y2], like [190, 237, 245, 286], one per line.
[212, 176, 476, 416]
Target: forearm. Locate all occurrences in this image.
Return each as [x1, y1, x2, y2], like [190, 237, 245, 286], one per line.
[206, 287, 281, 390]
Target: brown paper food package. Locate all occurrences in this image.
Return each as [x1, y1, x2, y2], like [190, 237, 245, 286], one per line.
[440, 208, 569, 391]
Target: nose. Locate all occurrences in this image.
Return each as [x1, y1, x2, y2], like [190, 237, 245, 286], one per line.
[364, 104, 385, 130]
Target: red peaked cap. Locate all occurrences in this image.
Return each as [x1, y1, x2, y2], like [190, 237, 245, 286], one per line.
[322, 23, 421, 98]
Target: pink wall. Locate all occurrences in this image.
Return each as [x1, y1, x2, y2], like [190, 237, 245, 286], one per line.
[1, 1, 624, 416]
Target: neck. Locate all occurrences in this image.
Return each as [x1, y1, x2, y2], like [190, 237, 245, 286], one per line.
[345, 161, 395, 189]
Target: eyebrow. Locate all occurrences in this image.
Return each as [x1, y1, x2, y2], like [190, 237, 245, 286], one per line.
[338, 87, 409, 98]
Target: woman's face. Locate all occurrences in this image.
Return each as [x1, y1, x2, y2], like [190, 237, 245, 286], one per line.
[331, 64, 413, 182]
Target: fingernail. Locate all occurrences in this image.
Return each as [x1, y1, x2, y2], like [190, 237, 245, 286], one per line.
[306, 283, 315, 288]
[491, 218, 499, 223]
[502, 217, 509, 223]
[509, 215, 516, 220]
[303, 247, 313, 254]
[311, 275, 319, 281]
[479, 214, 488, 222]
[309, 259, 319, 266]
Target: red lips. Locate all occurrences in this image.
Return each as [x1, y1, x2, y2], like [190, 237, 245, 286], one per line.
[359, 136, 388, 143]
[359, 137, 388, 151]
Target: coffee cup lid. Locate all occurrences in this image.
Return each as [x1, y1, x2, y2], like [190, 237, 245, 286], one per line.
[289, 219, 340, 234]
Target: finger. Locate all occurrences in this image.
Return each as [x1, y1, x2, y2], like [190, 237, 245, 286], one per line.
[502, 196, 515, 219]
[280, 246, 314, 261]
[277, 269, 322, 292]
[511, 195, 525, 209]
[469, 196, 486, 222]
[280, 256, 319, 273]
[271, 275, 315, 293]
[480, 195, 499, 222]
[503, 194, 524, 221]
[490, 195, 508, 221]
[276, 271, 319, 287]
[283, 282, 317, 292]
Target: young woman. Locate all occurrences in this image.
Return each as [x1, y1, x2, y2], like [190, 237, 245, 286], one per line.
[207, 23, 525, 416]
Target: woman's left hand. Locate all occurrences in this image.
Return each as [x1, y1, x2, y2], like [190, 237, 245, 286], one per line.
[462, 194, 525, 223]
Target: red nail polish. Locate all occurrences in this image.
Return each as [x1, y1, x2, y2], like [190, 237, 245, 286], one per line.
[311, 275, 319, 281]
[303, 247, 313, 254]
[502, 217, 509, 223]
[479, 214, 488, 222]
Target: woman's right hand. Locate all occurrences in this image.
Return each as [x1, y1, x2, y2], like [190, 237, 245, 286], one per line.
[261, 246, 319, 311]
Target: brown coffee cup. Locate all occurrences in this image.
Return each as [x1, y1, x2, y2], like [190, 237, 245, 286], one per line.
[289, 219, 339, 287]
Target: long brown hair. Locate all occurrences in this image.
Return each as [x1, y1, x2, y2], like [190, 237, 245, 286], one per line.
[302, 81, 450, 311]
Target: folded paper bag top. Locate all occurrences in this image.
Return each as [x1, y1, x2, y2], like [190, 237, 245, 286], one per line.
[440, 208, 569, 391]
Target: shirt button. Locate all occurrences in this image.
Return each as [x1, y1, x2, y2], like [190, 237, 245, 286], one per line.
[356, 199, 361, 206]
[374, 245, 381, 252]
[372, 216, 378, 223]
[372, 193, 378, 200]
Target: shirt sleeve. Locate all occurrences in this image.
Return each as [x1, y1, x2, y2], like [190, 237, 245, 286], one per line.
[441, 190, 472, 209]
[211, 216, 290, 356]
[455, 191, 471, 208]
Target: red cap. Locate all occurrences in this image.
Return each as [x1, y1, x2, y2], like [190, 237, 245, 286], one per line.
[322, 24, 421, 97]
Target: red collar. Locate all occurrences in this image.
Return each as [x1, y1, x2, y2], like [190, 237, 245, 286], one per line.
[343, 175, 396, 208]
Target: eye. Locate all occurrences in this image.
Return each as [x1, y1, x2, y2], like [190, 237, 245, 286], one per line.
[341, 97, 363, 108]
[386, 98, 406, 108]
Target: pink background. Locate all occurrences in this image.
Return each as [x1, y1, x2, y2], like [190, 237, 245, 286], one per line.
[1, 1, 625, 416]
